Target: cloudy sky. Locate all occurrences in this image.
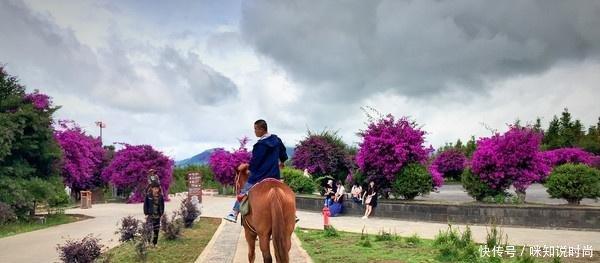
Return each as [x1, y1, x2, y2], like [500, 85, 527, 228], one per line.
[1, 0, 599, 160]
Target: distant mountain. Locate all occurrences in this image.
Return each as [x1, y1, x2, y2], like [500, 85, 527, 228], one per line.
[176, 147, 295, 167]
[175, 148, 218, 167]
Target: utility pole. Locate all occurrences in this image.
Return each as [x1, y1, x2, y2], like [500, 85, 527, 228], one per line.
[95, 121, 106, 144]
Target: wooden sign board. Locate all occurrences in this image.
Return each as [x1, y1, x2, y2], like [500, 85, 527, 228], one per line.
[188, 172, 202, 204]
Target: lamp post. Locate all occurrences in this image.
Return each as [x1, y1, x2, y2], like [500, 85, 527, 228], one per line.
[95, 121, 106, 144]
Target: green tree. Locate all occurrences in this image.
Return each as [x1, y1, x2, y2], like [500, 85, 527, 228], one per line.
[543, 116, 561, 149]
[0, 67, 67, 218]
[578, 117, 600, 154]
[464, 136, 476, 157]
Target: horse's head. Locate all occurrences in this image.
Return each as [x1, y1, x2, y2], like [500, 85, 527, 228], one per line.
[235, 164, 250, 193]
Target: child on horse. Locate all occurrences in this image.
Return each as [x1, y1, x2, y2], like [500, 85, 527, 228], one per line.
[224, 119, 293, 223]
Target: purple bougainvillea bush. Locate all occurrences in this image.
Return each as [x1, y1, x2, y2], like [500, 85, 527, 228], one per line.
[356, 114, 439, 189]
[292, 130, 353, 180]
[101, 144, 174, 202]
[208, 137, 251, 186]
[427, 163, 445, 190]
[54, 120, 105, 191]
[24, 90, 51, 110]
[471, 126, 550, 192]
[541, 147, 594, 167]
[430, 149, 467, 180]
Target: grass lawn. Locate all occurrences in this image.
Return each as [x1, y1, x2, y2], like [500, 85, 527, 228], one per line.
[0, 214, 90, 239]
[296, 228, 598, 263]
[103, 217, 221, 263]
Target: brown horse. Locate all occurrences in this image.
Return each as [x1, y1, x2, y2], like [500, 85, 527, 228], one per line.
[235, 166, 296, 263]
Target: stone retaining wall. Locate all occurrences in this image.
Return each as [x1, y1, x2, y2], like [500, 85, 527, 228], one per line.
[296, 196, 600, 230]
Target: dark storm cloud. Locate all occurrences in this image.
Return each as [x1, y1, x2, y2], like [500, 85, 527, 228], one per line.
[0, 0, 239, 110]
[156, 48, 238, 105]
[240, 0, 600, 100]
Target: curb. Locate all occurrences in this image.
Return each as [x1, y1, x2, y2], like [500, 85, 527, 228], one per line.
[195, 218, 226, 263]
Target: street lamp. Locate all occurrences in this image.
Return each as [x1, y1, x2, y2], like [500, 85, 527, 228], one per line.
[95, 121, 106, 144]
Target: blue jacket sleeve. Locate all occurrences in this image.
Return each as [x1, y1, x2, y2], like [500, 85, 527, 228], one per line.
[249, 143, 267, 173]
[278, 138, 288, 163]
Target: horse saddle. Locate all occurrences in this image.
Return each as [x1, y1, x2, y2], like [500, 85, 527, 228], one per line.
[239, 178, 283, 223]
[240, 195, 250, 216]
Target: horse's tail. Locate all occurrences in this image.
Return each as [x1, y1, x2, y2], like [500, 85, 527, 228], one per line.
[270, 187, 289, 263]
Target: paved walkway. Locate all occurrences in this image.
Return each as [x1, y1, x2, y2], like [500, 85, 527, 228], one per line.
[0, 196, 185, 263]
[0, 195, 598, 262]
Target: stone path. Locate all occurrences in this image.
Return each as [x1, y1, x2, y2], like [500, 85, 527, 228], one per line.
[196, 221, 242, 263]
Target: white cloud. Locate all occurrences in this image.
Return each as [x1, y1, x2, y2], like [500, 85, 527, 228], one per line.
[1, 0, 599, 162]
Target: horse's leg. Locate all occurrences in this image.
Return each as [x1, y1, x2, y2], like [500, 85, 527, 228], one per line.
[259, 234, 272, 263]
[244, 227, 257, 263]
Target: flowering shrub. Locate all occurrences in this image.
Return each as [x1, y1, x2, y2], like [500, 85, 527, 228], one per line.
[471, 126, 550, 193]
[292, 130, 352, 180]
[208, 138, 251, 186]
[101, 144, 173, 203]
[54, 120, 106, 191]
[56, 234, 104, 263]
[591, 155, 600, 169]
[427, 163, 445, 189]
[430, 149, 466, 181]
[356, 114, 434, 189]
[545, 164, 600, 205]
[541, 148, 594, 167]
[24, 90, 51, 110]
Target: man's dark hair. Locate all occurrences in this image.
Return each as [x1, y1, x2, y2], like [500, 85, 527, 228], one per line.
[254, 119, 268, 131]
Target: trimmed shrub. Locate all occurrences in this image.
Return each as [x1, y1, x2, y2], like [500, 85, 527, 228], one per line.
[161, 211, 183, 240]
[391, 163, 433, 200]
[545, 164, 600, 205]
[116, 216, 141, 242]
[282, 167, 316, 194]
[461, 169, 504, 201]
[56, 234, 104, 263]
[180, 198, 200, 228]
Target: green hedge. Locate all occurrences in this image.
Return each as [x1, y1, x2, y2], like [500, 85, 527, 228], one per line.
[391, 163, 433, 200]
[461, 169, 505, 202]
[281, 167, 316, 194]
[545, 163, 600, 205]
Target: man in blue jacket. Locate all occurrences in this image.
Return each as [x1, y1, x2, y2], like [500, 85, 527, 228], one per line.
[224, 119, 288, 223]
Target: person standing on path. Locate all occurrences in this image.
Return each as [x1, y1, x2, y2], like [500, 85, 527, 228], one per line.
[362, 180, 378, 219]
[144, 182, 165, 247]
